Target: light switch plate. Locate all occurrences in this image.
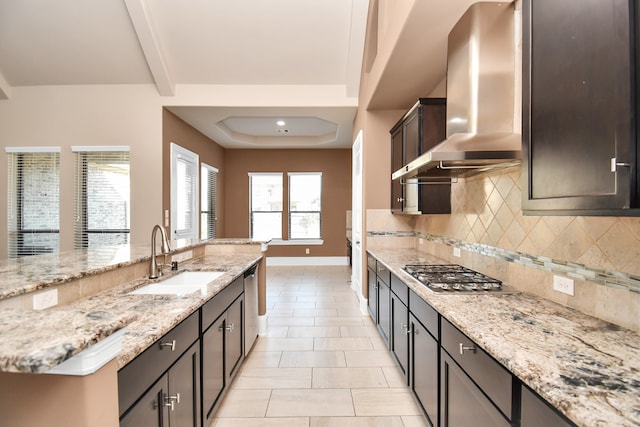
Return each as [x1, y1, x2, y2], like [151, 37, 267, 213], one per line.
[453, 247, 461, 258]
[553, 275, 574, 296]
[33, 289, 58, 310]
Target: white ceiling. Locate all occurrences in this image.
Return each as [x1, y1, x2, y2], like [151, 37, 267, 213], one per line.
[0, 0, 369, 148]
[0, 0, 479, 149]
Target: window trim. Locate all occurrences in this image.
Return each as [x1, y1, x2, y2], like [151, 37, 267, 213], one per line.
[200, 163, 218, 240]
[249, 172, 283, 241]
[287, 172, 322, 240]
[72, 147, 130, 249]
[170, 143, 200, 240]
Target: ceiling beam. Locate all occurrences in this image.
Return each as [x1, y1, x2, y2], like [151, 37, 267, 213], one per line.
[124, 0, 175, 96]
[345, 0, 369, 98]
[0, 70, 10, 100]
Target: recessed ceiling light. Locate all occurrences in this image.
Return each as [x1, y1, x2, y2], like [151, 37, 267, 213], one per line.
[276, 120, 286, 126]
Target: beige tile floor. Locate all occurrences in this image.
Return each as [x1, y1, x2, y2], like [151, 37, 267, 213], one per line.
[210, 265, 429, 427]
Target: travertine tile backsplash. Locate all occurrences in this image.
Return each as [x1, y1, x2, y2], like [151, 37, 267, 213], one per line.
[366, 167, 640, 331]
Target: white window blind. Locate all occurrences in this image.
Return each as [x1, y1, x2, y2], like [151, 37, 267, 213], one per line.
[288, 172, 322, 239]
[171, 143, 199, 240]
[249, 173, 283, 240]
[201, 163, 218, 240]
[6, 149, 60, 257]
[73, 148, 130, 249]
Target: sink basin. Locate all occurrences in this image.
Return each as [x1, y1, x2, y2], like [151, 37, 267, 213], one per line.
[129, 271, 225, 295]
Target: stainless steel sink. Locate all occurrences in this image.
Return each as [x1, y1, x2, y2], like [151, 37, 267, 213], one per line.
[129, 271, 225, 295]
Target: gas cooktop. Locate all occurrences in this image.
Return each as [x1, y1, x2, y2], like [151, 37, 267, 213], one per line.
[403, 264, 517, 293]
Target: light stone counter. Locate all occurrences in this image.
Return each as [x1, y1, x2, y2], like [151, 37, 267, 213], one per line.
[368, 248, 640, 427]
[0, 240, 264, 373]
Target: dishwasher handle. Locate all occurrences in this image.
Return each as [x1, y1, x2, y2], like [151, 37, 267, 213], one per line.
[244, 264, 258, 278]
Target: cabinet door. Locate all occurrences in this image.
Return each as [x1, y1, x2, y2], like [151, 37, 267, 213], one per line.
[377, 279, 391, 347]
[202, 316, 225, 421]
[521, 386, 574, 427]
[367, 267, 378, 322]
[391, 126, 404, 213]
[403, 109, 420, 163]
[440, 352, 510, 427]
[522, 0, 637, 213]
[410, 314, 438, 427]
[391, 293, 409, 383]
[225, 296, 244, 381]
[168, 343, 200, 427]
[120, 375, 168, 427]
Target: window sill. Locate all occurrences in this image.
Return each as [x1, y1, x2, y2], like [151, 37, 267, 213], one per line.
[268, 239, 324, 246]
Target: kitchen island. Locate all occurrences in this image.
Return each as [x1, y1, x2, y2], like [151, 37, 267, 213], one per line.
[0, 239, 266, 427]
[368, 247, 640, 427]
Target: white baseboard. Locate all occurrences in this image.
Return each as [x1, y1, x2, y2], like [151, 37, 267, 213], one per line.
[266, 256, 349, 266]
[258, 315, 268, 336]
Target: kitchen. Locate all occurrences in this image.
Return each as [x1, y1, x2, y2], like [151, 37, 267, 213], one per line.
[0, 1, 639, 427]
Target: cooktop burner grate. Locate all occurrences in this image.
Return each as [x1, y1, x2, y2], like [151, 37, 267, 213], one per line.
[403, 264, 504, 292]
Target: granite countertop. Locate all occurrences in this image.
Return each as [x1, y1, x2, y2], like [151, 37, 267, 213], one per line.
[0, 243, 263, 373]
[0, 238, 265, 300]
[367, 248, 640, 427]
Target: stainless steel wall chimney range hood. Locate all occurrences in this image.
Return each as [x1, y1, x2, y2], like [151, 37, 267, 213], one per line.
[393, 1, 521, 180]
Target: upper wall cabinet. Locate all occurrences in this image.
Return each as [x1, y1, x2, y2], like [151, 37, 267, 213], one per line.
[391, 98, 451, 215]
[522, 0, 639, 215]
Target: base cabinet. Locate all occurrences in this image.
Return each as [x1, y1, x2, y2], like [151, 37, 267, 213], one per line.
[521, 386, 574, 427]
[410, 313, 438, 426]
[440, 351, 510, 427]
[120, 342, 200, 427]
[119, 266, 256, 427]
[201, 276, 245, 423]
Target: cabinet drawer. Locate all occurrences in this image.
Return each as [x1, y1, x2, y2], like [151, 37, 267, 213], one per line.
[376, 262, 390, 286]
[390, 274, 408, 306]
[202, 275, 244, 332]
[441, 318, 513, 419]
[409, 290, 439, 340]
[367, 254, 376, 271]
[118, 310, 199, 417]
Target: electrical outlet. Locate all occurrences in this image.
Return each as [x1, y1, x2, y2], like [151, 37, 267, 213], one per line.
[33, 289, 58, 310]
[418, 238, 424, 245]
[305, 248, 310, 255]
[553, 275, 574, 296]
[453, 247, 461, 258]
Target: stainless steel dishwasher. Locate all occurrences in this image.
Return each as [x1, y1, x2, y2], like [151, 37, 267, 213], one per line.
[243, 264, 259, 355]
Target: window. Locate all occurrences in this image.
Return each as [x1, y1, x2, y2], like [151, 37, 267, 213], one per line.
[249, 173, 283, 240]
[201, 163, 218, 240]
[171, 143, 199, 240]
[6, 148, 60, 257]
[73, 147, 130, 249]
[288, 172, 322, 239]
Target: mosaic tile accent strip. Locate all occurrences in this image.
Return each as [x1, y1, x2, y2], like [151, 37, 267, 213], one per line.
[367, 230, 640, 293]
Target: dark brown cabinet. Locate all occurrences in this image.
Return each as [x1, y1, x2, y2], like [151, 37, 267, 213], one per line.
[119, 312, 201, 427]
[390, 98, 451, 214]
[522, 0, 639, 215]
[440, 318, 512, 427]
[521, 386, 575, 427]
[201, 275, 244, 423]
[376, 262, 391, 347]
[390, 274, 409, 383]
[367, 256, 378, 323]
[409, 291, 439, 427]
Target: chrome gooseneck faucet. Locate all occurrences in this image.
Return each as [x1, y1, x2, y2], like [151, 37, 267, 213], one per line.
[149, 224, 171, 279]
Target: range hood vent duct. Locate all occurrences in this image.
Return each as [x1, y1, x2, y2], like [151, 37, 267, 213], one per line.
[393, 1, 521, 180]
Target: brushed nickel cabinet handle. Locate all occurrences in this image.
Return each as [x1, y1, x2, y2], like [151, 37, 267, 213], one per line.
[160, 339, 176, 351]
[459, 342, 476, 355]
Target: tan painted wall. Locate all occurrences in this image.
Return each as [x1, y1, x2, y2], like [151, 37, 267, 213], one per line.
[162, 109, 226, 238]
[0, 85, 164, 258]
[0, 359, 119, 427]
[224, 149, 352, 257]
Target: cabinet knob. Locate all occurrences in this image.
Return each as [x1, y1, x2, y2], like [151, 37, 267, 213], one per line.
[459, 342, 476, 355]
[160, 339, 176, 351]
